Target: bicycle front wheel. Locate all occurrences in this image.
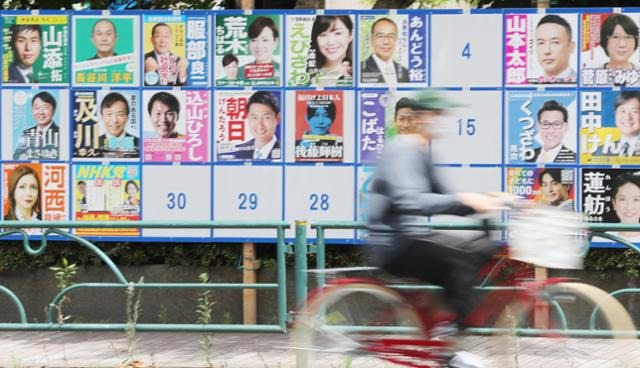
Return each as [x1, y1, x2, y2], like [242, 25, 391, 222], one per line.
[492, 282, 636, 367]
[292, 282, 446, 368]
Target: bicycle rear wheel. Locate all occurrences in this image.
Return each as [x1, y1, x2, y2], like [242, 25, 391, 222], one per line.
[491, 282, 636, 367]
[292, 282, 449, 368]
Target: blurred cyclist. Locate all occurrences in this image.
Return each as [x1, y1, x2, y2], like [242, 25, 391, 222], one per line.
[366, 89, 504, 368]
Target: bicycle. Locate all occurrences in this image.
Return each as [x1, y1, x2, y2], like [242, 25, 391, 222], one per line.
[291, 206, 637, 367]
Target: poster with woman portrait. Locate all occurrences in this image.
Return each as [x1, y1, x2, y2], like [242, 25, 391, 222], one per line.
[504, 13, 578, 86]
[214, 14, 282, 87]
[2, 89, 69, 161]
[506, 90, 577, 165]
[2, 163, 68, 232]
[142, 90, 209, 163]
[72, 90, 140, 160]
[143, 14, 209, 87]
[581, 13, 640, 87]
[294, 90, 344, 163]
[214, 90, 282, 162]
[285, 14, 354, 87]
[358, 14, 427, 87]
[580, 89, 640, 165]
[72, 16, 139, 86]
[2, 15, 70, 85]
[74, 163, 140, 236]
[582, 168, 640, 242]
[506, 167, 575, 210]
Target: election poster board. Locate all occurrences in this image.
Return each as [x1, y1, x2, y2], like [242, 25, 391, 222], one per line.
[2, 15, 69, 85]
[1, 8, 640, 247]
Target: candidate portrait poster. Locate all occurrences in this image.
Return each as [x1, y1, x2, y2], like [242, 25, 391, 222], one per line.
[215, 90, 282, 162]
[504, 13, 578, 86]
[72, 16, 139, 86]
[358, 14, 427, 87]
[2, 163, 68, 233]
[214, 14, 282, 87]
[506, 167, 575, 210]
[2, 15, 69, 85]
[72, 90, 140, 159]
[143, 15, 209, 87]
[2, 89, 69, 161]
[581, 13, 640, 87]
[295, 90, 344, 163]
[506, 90, 577, 164]
[74, 164, 140, 236]
[582, 168, 640, 242]
[142, 90, 209, 163]
[580, 90, 640, 165]
[286, 14, 355, 87]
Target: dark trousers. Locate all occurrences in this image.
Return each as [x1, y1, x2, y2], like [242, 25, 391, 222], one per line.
[380, 232, 496, 326]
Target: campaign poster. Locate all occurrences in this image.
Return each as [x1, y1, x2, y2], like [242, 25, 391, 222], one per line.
[72, 16, 139, 86]
[2, 89, 69, 161]
[286, 14, 355, 87]
[2, 163, 68, 233]
[506, 167, 575, 210]
[506, 90, 577, 164]
[504, 13, 578, 86]
[580, 90, 640, 165]
[582, 168, 640, 242]
[142, 90, 209, 163]
[74, 164, 140, 236]
[215, 90, 282, 161]
[214, 14, 282, 87]
[359, 90, 431, 164]
[295, 90, 344, 163]
[72, 90, 140, 159]
[581, 13, 640, 87]
[358, 14, 427, 87]
[2, 15, 69, 85]
[143, 15, 209, 87]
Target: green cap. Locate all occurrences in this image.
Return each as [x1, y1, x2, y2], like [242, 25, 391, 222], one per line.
[410, 89, 463, 111]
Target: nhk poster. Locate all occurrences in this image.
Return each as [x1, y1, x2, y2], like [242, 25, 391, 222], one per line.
[74, 164, 140, 236]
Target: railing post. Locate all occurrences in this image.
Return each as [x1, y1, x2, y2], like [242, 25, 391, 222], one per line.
[243, 242, 257, 325]
[276, 226, 287, 331]
[295, 220, 308, 308]
[316, 226, 326, 289]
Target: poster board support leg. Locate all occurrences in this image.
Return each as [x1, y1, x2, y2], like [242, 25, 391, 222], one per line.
[243, 242, 258, 325]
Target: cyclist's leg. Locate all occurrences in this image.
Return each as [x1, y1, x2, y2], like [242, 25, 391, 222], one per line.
[380, 233, 490, 326]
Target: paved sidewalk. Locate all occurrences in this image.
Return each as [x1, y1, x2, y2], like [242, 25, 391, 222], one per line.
[0, 331, 639, 367]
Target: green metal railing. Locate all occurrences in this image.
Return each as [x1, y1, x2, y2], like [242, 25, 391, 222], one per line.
[0, 221, 289, 332]
[296, 221, 640, 338]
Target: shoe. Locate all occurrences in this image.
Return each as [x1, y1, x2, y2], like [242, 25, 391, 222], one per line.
[447, 351, 487, 368]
